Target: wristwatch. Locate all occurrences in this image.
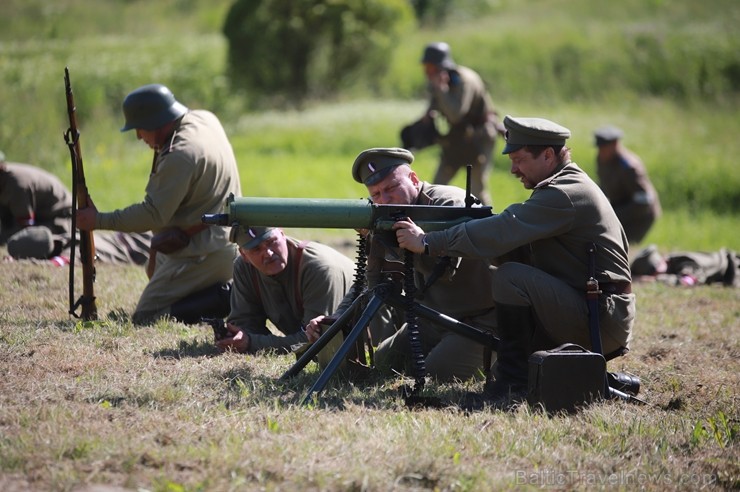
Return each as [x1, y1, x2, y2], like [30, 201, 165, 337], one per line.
[422, 234, 430, 255]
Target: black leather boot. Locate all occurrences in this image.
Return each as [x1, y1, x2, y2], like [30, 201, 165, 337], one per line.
[169, 282, 232, 324]
[461, 304, 534, 410]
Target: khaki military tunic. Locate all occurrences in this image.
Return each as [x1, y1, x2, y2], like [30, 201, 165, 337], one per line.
[597, 146, 661, 243]
[95, 110, 242, 322]
[229, 238, 356, 362]
[1, 163, 150, 265]
[428, 66, 499, 206]
[364, 181, 498, 381]
[0, 163, 72, 243]
[426, 162, 635, 355]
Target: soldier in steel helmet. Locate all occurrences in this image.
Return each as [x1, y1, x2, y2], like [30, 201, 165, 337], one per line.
[394, 117, 635, 408]
[414, 42, 505, 206]
[76, 84, 242, 325]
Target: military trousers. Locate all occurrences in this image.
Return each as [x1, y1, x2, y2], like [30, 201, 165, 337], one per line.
[491, 262, 634, 356]
[435, 124, 495, 206]
[133, 245, 236, 324]
[375, 307, 497, 382]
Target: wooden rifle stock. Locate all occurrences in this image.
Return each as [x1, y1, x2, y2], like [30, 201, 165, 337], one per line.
[64, 67, 97, 321]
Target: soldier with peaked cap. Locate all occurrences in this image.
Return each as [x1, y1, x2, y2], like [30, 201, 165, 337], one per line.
[394, 116, 635, 407]
[76, 84, 242, 325]
[306, 147, 500, 383]
[594, 125, 661, 244]
[412, 42, 504, 206]
[216, 225, 356, 366]
[1, 154, 150, 265]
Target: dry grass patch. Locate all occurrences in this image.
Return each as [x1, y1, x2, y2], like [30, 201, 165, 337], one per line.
[0, 260, 737, 491]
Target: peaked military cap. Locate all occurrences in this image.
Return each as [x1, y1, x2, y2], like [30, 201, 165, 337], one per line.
[230, 225, 277, 250]
[502, 115, 571, 154]
[594, 125, 624, 146]
[352, 147, 414, 185]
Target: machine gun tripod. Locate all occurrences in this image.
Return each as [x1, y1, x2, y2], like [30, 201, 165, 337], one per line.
[280, 276, 500, 406]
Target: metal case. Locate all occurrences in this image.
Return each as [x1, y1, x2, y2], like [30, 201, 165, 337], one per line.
[527, 343, 606, 413]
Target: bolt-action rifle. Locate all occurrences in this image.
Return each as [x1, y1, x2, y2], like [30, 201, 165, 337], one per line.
[64, 67, 97, 321]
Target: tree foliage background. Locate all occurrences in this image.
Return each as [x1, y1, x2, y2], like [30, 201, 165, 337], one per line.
[223, 0, 414, 108]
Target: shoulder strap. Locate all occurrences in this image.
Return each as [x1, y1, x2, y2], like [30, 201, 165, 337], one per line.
[292, 240, 310, 312]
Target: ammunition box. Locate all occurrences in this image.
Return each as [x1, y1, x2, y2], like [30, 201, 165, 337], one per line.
[527, 343, 606, 414]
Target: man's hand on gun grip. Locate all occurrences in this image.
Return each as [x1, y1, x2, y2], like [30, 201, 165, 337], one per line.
[392, 218, 427, 254]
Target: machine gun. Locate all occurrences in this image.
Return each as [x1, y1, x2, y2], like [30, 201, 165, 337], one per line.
[202, 185, 500, 406]
[202, 194, 492, 237]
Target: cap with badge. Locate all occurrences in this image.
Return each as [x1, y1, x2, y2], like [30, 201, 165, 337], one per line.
[230, 225, 277, 250]
[501, 115, 572, 155]
[352, 147, 414, 185]
[593, 125, 624, 147]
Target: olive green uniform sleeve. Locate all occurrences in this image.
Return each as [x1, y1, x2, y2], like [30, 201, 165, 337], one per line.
[426, 163, 632, 289]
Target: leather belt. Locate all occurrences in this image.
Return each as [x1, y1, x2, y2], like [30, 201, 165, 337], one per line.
[600, 281, 632, 295]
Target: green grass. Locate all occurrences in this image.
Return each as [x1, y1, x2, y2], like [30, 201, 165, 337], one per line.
[1, 0, 739, 246]
[0, 3, 738, 489]
[0, 262, 737, 491]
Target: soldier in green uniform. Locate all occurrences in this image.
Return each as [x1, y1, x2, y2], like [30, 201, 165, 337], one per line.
[76, 84, 241, 325]
[394, 117, 635, 406]
[307, 148, 499, 382]
[1, 155, 150, 265]
[216, 226, 355, 366]
[419, 42, 504, 206]
[594, 126, 661, 244]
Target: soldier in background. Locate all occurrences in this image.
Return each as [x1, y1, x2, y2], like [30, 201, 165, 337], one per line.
[76, 84, 241, 325]
[631, 244, 737, 287]
[594, 125, 661, 244]
[414, 42, 504, 206]
[0, 153, 150, 266]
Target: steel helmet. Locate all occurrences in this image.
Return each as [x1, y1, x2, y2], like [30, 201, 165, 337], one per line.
[421, 42, 457, 70]
[120, 84, 189, 132]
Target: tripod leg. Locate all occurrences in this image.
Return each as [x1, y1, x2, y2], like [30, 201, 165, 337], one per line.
[280, 294, 366, 380]
[385, 293, 499, 349]
[301, 293, 385, 405]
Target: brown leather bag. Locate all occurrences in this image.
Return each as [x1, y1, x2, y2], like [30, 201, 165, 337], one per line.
[146, 224, 208, 279]
[151, 227, 191, 254]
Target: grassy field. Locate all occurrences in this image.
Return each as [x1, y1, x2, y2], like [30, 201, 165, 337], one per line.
[1, 1, 738, 490]
[1, 0, 738, 252]
[0, 260, 737, 491]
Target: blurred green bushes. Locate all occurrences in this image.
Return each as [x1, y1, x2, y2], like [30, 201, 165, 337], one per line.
[0, 0, 738, 218]
[223, 0, 414, 107]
